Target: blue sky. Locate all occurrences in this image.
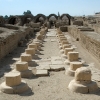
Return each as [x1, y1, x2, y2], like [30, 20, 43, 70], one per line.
[0, 0, 100, 16]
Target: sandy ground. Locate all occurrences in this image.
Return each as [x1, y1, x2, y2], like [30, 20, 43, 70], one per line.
[0, 29, 100, 100]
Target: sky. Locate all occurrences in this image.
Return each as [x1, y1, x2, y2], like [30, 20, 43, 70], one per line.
[0, 0, 100, 16]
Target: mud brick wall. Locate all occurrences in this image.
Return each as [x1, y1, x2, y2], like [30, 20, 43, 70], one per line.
[68, 25, 100, 62]
[0, 26, 34, 60]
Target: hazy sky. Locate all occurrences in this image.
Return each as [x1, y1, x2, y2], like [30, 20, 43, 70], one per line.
[0, 0, 100, 16]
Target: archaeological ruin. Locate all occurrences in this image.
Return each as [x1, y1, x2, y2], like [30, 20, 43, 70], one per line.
[0, 12, 100, 99]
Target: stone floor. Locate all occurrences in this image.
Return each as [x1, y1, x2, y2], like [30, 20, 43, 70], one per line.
[0, 29, 100, 100]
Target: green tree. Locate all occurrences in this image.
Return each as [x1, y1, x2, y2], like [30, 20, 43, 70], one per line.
[4, 15, 9, 19]
[23, 10, 32, 15]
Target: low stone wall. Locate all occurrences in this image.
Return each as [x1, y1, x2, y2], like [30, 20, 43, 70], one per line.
[0, 25, 34, 59]
[79, 31, 100, 61]
[60, 26, 68, 32]
[68, 25, 100, 62]
[87, 24, 100, 35]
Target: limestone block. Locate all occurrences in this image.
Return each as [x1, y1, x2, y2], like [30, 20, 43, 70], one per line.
[33, 39, 43, 44]
[58, 34, 64, 37]
[50, 65, 65, 71]
[68, 79, 98, 93]
[63, 44, 71, 49]
[58, 31, 62, 34]
[64, 48, 73, 55]
[16, 62, 28, 71]
[68, 52, 79, 61]
[0, 80, 29, 94]
[37, 34, 43, 40]
[59, 35, 65, 38]
[60, 38, 67, 42]
[21, 54, 32, 62]
[68, 79, 89, 93]
[28, 44, 37, 50]
[5, 72, 21, 87]
[70, 62, 82, 71]
[34, 41, 40, 46]
[40, 29, 45, 35]
[36, 64, 50, 71]
[75, 67, 91, 82]
[61, 41, 69, 45]
[59, 36, 65, 39]
[25, 48, 35, 55]
[36, 70, 48, 76]
[20, 70, 33, 78]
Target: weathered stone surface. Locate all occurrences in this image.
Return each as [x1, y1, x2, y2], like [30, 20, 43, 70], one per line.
[36, 70, 48, 76]
[21, 54, 32, 62]
[16, 62, 28, 71]
[36, 64, 50, 70]
[65, 68, 75, 76]
[63, 44, 71, 49]
[25, 48, 35, 55]
[50, 65, 65, 71]
[59, 49, 64, 54]
[61, 41, 69, 45]
[64, 48, 73, 55]
[68, 79, 98, 93]
[68, 67, 98, 93]
[0, 80, 29, 94]
[5, 72, 21, 87]
[28, 44, 37, 50]
[68, 52, 79, 61]
[70, 62, 82, 71]
[75, 67, 91, 82]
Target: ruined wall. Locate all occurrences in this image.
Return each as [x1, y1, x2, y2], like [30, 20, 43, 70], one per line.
[68, 25, 79, 40]
[60, 26, 68, 32]
[79, 31, 100, 61]
[87, 24, 100, 35]
[0, 25, 34, 59]
[68, 25, 100, 62]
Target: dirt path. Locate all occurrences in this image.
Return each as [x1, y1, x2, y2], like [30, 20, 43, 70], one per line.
[0, 29, 100, 100]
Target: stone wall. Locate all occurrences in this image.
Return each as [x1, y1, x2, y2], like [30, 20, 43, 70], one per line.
[60, 26, 68, 32]
[0, 25, 34, 59]
[68, 25, 100, 62]
[86, 24, 100, 35]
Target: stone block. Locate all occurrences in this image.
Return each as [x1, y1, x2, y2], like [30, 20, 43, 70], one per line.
[36, 70, 48, 76]
[16, 62, 28, 71]
[64, 48, 73, 55]
[50, 65, 65, 71]
[36, 64, 50, 71]
[70, 62, 82, 71]
[68, 79, 98, 93]
[0, 80, 29, 94]
[28, 44, 37, 50]
[63, 44, 71, 49]
[61, 41, 69, 45]
[5, 72, 21, 87]
[75, 67, 91, 82]
[68, 52, 79, 61]
[25, 48, 35, 55]
[21, 54, 32, 62]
